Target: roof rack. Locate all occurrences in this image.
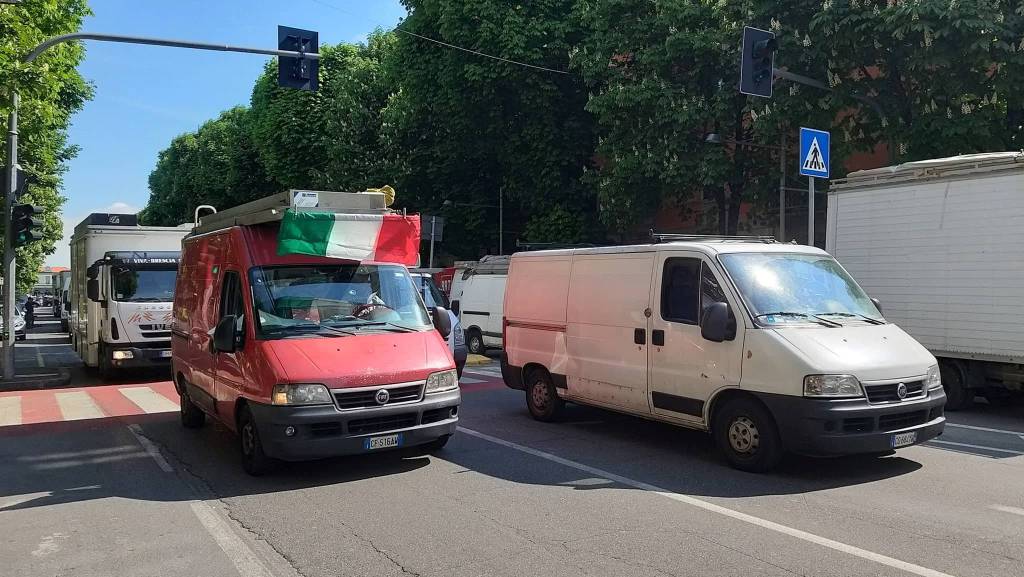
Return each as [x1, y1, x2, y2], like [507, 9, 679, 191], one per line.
[192, 189, 391, 235]
[515, 241, 598, 251]
[650, 231, 776, 244]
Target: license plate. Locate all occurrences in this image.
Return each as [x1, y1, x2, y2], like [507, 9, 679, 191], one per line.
[364, 433, 402, 450]
[891, 431, 918, 448]
[160, 350, 173, 358]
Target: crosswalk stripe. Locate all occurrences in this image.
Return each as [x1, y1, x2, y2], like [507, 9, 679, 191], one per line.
[119, 387, 179, 414]
[55, 391, 105, 421]
[0, 397, 22, 426]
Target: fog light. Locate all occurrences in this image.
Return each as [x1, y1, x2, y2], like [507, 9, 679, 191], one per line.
[111, 350, 134, 360]
[450, 407, 458, 418]
[284, 426, 296, 437]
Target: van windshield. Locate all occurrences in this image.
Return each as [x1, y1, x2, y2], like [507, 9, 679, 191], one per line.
[111, 266, 178, 302]
[719, 253, 883, 326]
[249, 264, 432, 337]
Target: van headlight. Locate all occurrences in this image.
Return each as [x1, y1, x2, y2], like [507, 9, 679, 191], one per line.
[425, 369, 458, 393]
[925, 365, 942, 390]
[272, 383, 332, 405]
[803, 374, 863, 398]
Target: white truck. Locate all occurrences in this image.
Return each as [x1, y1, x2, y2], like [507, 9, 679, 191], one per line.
[827, 152, 1024, 409]
[70, 213, 189, 378]
[51, 270, 71, 330]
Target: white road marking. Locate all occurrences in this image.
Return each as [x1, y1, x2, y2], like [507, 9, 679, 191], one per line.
[458, 426, 955, 577]
[926, 439, 1024, 456]
[0, 491, 50, 510]
[35, 346, 44, 368]
[189, 501, 276, 577]
[31, 532, 67, 557]
[989, 504, 1024, 517]
[120, 386, 178, 413]
[55, 391, 105, 421]
[126, 424, 173, 472]
[0, 396, 22, 426]
[946, 422, 1024, 436]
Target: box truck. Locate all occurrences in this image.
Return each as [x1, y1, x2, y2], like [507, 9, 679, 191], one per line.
[828, 152, 1024, 409]
[70, 213, 189, 378]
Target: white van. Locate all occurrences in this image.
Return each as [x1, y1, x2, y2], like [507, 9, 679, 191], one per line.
[501, 238, 947, 472]
[459, 273, 507, 354]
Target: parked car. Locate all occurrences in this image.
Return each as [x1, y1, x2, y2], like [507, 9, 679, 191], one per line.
[502, 238, 946, 473]
[13, 306, 26, 341]
[410, 271, 467, 377]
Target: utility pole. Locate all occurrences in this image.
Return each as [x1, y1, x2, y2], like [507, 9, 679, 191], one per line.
[778, 132, 786, 241]
[2, 92, 18, 379]
[498, 187, 504, 255]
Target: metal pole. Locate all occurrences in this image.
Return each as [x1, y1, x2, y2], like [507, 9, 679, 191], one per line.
[779, 132, 786, 242]
[23, 32, 321, 64]
[807, 177, 815, 247]
[428, 216, 436, 268]
[3, 92, 19, 379]
[498, 188, 503, 255]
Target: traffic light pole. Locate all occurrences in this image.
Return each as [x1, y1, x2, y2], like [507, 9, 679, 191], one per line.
[2, 31, 319, 379]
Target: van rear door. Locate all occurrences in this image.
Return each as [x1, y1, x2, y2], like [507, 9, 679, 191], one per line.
[648, 252, 744, 424]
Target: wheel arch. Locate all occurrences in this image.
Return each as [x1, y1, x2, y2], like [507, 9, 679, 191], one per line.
[706, 388, 774, 429]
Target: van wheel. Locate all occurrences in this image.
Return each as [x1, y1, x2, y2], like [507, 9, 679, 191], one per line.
[713, 397, 783, 473]
[467, 329, 485, 355]
[180, 390, 205, 429]
[940, 361, 973, 411]
[238, 405, 274, 476]
[525, 369, 563, 422]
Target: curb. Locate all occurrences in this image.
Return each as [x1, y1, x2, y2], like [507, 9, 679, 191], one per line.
[0, 369, 73, 392]
[465, 354, 491, 366]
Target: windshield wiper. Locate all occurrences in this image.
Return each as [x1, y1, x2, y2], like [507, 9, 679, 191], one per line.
[261, 323, 357, 338]
[342, 321, 420, 333]
[755, 312, 842, 328]
[814, 312, 885, 325]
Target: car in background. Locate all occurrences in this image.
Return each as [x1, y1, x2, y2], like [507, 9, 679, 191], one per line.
[410, 271, 467, 377]
[2, 306, 27, 341]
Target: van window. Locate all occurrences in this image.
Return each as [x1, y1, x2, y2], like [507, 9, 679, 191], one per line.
[661, 258, 701, 324]
[219, 271, 245, 323]
[700, 263, 728, 319]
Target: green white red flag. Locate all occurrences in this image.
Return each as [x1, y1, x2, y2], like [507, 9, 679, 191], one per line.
[277, 210, 420, 265]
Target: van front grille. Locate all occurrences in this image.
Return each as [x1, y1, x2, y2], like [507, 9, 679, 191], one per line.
[878, 410, 928, 431]
[334, 384, 422, 410]
[348, 413, 417, 435]
[864, 380, 925, 403]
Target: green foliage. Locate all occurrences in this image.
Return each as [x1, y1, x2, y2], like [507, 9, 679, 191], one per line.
[1, 0, 92, 294]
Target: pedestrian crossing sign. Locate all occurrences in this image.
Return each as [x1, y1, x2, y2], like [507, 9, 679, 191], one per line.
[799, 127, 830, 178]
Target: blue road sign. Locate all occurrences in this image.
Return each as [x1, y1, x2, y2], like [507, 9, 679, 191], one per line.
[799, 127, 830, 179]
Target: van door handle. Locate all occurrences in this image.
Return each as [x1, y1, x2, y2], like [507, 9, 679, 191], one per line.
[651, 329, 665, 346]
[633, 328, 646, 345]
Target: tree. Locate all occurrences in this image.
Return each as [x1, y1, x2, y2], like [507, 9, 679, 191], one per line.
[1, 0, 93, 293]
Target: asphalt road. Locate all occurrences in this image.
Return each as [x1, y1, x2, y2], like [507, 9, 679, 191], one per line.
[2, 316, 1023, 577]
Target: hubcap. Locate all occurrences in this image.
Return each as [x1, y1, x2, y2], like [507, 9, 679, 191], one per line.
[728, 416, 760, 454]
[241, 422, 255, 455]
[530, 380, 550, 411]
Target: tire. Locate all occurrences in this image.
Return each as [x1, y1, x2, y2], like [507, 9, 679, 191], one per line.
[98, 346, 114, 382]
[466, 329, 485, 355]
[60, 320, 68, 332]
[940, 361, 973, 411]
[713, 397, 784, 473]
[179, 389, 206, 429]
[425, 434, 451, 453]
[525, 368, 564, 422]
[238, 405, 274, 476]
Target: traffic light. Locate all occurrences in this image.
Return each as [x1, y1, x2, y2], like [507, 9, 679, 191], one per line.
[739, 26, 777, 98]
[277, 25, 319, 91]
[11, 204, 44, 247]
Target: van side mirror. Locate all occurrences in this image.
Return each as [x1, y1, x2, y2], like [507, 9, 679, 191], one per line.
[870, 297, 883, 315]
[86, 279, 102, 303]
[701, 302, 736, 343]
[213, 315, 238, 353]
[431, 306, 452, 338]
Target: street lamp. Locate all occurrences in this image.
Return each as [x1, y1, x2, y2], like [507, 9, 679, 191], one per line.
[442, 195, 505, 255]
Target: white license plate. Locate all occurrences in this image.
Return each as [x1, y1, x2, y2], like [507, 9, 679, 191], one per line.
[160, 350, 173, 358]
[891, 431, 918, 448]
[364, 433, 402, 450]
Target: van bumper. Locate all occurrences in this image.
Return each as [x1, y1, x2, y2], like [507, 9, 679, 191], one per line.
[500, 353, 525, 390]
[753, 389, 947, 457]
[247, 389, 461, 461]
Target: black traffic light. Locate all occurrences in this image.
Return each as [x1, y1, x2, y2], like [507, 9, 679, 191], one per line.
[278, 25, 319, 91]
[739, 26, 777, 98]
[11, 204, 44, 247]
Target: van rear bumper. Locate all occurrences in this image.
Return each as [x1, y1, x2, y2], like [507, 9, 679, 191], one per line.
[248, 389, 461, 461]
[753, 389, 947, 457]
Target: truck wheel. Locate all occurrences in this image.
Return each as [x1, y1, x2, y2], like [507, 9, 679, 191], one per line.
[467, 329, 485, 355]
[713, 397, 783, 473]
[98, 347, 114, 382]
[940, 361, 973, 411]
[238, 405, 274, 476]
[525, 368, 563, 422]
[179, 390, 205, 429]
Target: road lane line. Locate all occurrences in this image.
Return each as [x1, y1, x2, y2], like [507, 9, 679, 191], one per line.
[54, 391, 105, 421]
[35, 346, 44, 368]
[0, 491, 50, 510]
[0, 396, 22, 426]
[946, 423, 1024, 436]
[457, 426, 955, 577]
[120, 386, 178, 414]
[926, 439, 1024, 456]
[126, 424, 173, 472]
[989, 504, 1024, 517]
[189, 501, 275, 577]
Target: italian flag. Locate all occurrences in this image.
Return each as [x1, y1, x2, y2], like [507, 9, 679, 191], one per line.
[277, 210, 421, 265]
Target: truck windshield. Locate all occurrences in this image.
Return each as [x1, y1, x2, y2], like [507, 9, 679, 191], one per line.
[250, 264, 432, 337]
[719, 253, 883, 326]
[111, 266, 178, 302]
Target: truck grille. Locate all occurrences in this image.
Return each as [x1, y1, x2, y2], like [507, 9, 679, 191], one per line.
[864, 380, 925, 403]
[334, 384, 422, 410]
[348, 413, 417, 435]
[878, 410, 929, 431]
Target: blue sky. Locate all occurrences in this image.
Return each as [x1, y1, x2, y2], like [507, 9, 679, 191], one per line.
[52, 0, 407, 266]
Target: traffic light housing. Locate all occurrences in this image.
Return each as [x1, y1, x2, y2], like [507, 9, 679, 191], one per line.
[11, 204, 44, 247]
[739, 26, 777, 98]
[277, 25, 319, 91]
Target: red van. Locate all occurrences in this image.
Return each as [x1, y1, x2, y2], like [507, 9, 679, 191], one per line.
[171, 191, 459, 475]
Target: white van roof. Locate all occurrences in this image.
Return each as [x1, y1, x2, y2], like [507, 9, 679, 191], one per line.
[511, 241, 828, 259]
